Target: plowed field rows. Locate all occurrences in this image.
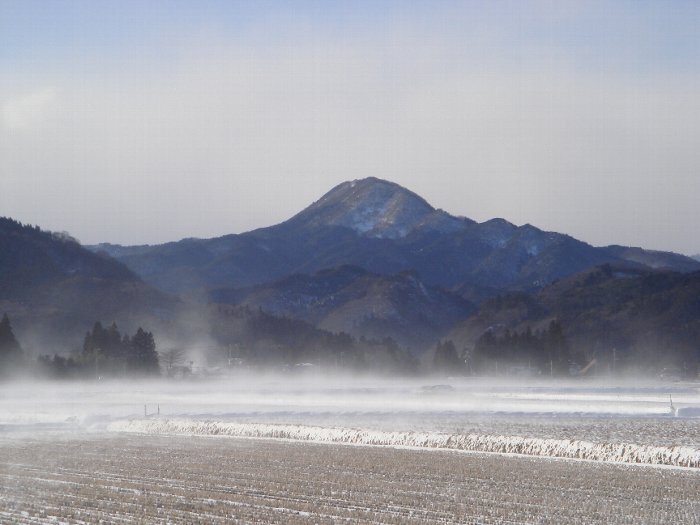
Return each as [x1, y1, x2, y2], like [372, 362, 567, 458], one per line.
[1, 434, 698, 524]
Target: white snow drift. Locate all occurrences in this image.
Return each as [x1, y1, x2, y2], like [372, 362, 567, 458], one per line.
[109, 418, 700, 469]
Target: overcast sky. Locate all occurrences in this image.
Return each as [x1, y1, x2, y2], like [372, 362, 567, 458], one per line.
[1, 1, 699, 254]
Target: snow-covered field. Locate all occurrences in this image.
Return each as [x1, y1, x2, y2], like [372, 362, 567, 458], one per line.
[2, 376, 700, 450]
[1, 376, 699, 522]
[2, 434, 699, 524]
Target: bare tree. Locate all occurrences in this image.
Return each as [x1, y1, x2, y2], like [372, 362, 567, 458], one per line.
[159, 347, 187, 374]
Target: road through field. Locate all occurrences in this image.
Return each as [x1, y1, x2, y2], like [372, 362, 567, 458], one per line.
[1, 434, 699, 524]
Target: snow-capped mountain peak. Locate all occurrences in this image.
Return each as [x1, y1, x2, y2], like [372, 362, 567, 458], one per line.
[290, 177, 456, 238]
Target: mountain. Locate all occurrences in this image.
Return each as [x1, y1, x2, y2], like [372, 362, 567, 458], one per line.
[692, 254, 700, 263]
[92, 178, 700, 299]
[446, 264, 700, 374]
[209, 265, 475, 352]
[284, 177, 468, 239]
[0, 218, 180, 353]
[92, 177, 468, 294]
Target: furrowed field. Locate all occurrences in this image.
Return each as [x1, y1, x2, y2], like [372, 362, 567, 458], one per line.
[1, 378, 699, 523]
[1, 434, 699, 524]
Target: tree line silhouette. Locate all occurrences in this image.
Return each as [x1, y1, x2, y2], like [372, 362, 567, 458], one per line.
[0, 313, 160, 379]
[38, 321, 160, 379]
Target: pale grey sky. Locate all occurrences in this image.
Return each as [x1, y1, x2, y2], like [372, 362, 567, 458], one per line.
[1, 1, 699, 254]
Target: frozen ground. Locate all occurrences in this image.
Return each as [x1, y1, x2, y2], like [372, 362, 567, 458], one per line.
[1, 376, 699, 522]
[1, 434, 699, 524]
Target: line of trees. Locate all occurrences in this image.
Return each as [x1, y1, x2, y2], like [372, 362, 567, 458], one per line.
[470, 320, 572, 376]
[212, 305, 419, 373]
[31, 319, 159, 379]
[79, 321, 159, 377]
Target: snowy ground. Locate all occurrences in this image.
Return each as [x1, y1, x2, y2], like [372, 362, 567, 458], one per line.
[1, 435, 699, 524]
[1, 376, 699, 522]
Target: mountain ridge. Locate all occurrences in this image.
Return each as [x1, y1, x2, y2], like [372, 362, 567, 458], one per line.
[90, 177, 700, 298]
[209, 264, 475, 352]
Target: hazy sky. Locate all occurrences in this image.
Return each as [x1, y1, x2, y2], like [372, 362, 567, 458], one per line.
[1, 1, 699, 254]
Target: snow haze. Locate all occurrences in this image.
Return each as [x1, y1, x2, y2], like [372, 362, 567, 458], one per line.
[2, 375, 700, 465]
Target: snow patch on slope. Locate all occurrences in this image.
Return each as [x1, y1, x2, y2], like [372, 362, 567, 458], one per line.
[349, 198, 391, 235]
[301, 178, 442, 239]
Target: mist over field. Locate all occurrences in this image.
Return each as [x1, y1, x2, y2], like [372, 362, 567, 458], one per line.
[3, 374, 700, 523]
[3, 374, 700, 450]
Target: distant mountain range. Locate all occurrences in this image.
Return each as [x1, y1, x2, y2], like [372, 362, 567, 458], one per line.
[93, 177, 700, 300]
[4, 177, 699, 368]
[0, 217, 414, 369]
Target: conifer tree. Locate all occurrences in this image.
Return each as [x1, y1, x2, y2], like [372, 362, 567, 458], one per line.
[129, 327, 159, 375]
[81, 322, 160, 377]
[433, 339, 462, 374]
[0, 313, 24, 376]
